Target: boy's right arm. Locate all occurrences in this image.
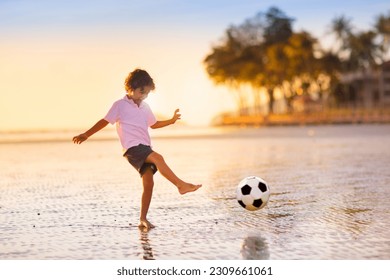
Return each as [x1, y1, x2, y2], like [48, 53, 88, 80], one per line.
[72, 119, 109, 144]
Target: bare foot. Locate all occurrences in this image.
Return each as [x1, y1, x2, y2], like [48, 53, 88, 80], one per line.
[138, 219, 155, 230]
[178, 182, 202, 195]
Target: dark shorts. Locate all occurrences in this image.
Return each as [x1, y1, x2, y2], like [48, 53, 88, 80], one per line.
[123, 144, 158, 177]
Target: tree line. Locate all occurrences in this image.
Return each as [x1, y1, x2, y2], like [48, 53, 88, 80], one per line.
[203, 7, 390, 115]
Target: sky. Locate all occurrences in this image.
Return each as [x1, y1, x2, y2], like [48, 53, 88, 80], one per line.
[0, 0, 389, 131]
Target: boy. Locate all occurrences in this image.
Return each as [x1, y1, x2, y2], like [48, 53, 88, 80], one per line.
[72, 69, 202, 229]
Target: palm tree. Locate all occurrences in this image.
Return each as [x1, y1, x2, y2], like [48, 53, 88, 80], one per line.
[330, 15, 386, 108]
[348, 31, 381, 70]
[374, 11, 390, 58]
[329, 15, 353, 58]
[330, 14, 385, 71]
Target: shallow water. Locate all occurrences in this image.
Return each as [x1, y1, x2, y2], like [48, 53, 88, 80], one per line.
[0, 125, 389, 259]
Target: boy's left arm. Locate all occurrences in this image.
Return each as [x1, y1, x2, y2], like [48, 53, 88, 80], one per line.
[151, 109, 181, 129]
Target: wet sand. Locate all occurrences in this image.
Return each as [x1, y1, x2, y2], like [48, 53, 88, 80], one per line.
[0, 125, 389, 259]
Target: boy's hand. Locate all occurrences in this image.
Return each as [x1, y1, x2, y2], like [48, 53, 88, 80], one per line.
[72, 133, 88, 144]
[171, 109, 181, 124]
[150, 110, 181, 129]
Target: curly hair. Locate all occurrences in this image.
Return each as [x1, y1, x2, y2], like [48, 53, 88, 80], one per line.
[124, 69, 155, 92]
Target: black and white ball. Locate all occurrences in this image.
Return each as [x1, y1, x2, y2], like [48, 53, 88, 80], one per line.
[236, 176, 270, 211]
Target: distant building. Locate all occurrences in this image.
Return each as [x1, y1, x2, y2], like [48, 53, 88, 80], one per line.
[340, 61, 390, 108]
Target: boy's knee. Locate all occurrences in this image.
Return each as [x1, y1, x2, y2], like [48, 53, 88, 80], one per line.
[145, 180, 154, 188]
[142, 170, 154, 185]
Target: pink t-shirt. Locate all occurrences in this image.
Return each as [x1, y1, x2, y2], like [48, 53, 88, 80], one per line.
[104, 96, 156, 150]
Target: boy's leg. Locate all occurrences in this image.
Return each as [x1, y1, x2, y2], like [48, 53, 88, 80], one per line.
[145, 151, 201, 194]
[139, 168, 155, 229]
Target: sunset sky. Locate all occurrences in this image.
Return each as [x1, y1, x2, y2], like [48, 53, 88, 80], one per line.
[1, 0, 389, 131]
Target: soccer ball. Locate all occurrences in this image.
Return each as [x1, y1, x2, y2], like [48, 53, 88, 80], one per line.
[236, 176, 270, 211]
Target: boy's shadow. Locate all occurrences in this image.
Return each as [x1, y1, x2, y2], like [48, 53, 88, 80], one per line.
[139, 227, 155, 260]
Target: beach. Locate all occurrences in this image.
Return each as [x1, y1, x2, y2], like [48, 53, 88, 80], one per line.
[0, 124, 390, 259]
